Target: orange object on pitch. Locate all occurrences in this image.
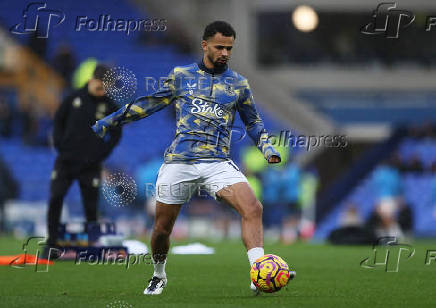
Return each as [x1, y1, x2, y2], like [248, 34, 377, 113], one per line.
[0, 254, 54, 266]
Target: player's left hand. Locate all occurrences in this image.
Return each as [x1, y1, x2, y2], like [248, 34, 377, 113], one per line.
[268, 155, 281, 164]
[264, 145, 281, 164]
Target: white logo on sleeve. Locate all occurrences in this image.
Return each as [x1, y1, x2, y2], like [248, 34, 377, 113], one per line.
[187, 82, 197, 95]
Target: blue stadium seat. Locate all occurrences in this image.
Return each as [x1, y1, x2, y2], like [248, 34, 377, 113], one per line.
[315, 164, 435, 239]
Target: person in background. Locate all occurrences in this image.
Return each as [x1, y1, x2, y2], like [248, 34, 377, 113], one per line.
[53, 43, 76, 90]
[44, 64, 122, 257]
[369, 161, 403, 238]
[280, 163, 301, 244]
[0, 155, 18, 233]
[298, 168, 319, 240]
[0, 98, 13, 138]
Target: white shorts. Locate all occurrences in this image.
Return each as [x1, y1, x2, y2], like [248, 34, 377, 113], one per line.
[155, 160, 248, 204]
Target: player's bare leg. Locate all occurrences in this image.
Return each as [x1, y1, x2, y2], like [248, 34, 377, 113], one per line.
[216, 182, 264, 292]
[217, 182, 263, 249]
[144, 201, 182, 295]
[151, 201, 182, 264]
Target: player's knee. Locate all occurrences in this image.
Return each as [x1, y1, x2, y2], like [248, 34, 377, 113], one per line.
[153, 221, 173, 237]
[243, 200, 263, 220]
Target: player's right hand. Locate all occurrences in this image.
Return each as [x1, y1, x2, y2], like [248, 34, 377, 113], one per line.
[91, 120, 108, 138]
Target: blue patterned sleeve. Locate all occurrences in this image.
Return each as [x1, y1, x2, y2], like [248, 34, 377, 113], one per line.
[236, 79, 281, 161]
[92, 69, 176, 138]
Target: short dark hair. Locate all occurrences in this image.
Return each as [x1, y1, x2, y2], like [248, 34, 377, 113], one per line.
[93, 64, 110, 80]
[202, 21, 236, 41]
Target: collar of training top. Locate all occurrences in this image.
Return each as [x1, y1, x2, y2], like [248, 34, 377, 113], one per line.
[198, 59, 228, 75]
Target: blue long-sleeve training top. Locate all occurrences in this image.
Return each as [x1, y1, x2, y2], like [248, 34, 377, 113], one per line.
[94, 60, 279, 164]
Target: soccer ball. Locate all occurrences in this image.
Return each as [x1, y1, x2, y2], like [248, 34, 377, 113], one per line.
[250, 254, 295, 293]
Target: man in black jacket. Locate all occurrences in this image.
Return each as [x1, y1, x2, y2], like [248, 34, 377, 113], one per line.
[0, 155, 18, 233]
[46, 64, 121, 249]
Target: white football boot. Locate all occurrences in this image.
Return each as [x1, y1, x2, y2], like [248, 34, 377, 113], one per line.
[144, 276, 167, 295]
[250, 281, 259, 295]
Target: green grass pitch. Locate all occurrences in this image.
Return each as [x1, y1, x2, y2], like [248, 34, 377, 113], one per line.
[0, 236, 435, 307]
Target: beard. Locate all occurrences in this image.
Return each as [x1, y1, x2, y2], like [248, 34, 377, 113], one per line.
[208, 54, 227, 68]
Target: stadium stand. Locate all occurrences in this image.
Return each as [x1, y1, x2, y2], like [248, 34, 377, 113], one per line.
[297, 90, 436, 124]
[315, 135, 436, 239]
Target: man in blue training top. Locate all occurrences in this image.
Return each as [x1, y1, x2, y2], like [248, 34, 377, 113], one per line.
[92, 20, 282, 295]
